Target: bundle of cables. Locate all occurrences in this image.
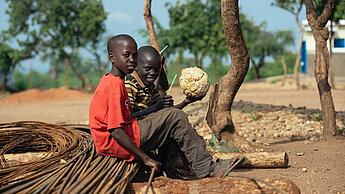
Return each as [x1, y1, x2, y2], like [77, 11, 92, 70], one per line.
[0, 121, 138, 194]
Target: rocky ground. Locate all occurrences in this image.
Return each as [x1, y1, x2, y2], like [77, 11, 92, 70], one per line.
[0, 77, 345, 193]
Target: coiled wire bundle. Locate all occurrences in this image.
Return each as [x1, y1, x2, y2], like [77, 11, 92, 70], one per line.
[0, 121, 138, 193]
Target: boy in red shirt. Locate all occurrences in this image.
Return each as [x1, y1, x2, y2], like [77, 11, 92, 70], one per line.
[89, 34, 160, 170]
[89, 34, 236, 178]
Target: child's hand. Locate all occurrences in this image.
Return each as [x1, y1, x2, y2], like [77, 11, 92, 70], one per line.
[157, 95, 174, 108]
[186, 93, 206, 103]
[143, 157, 161, 172]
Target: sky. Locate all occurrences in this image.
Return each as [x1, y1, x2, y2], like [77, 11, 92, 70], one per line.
[0, 0, 306, 74]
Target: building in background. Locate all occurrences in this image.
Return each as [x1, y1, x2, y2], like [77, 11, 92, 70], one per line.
[301, 19, 345, 77]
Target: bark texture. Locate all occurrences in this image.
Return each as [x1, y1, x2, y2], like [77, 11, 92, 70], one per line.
[304, 0, 338, 137]
[281, 56, 287, 86]
[143, 0, 161, 52]
[294, 31, 303, 89]
[129, 177, 300, 194]
[294, 5, 304, 90]
[213, 152, 289, 168]
[206, 0, 250, 141]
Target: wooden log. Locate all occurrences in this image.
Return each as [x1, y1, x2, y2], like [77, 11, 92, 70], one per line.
[169, 152, 288, 169]
[3, 152, 51, 166]
[213, 152, 289, 168]
[128, 177, 300, 194]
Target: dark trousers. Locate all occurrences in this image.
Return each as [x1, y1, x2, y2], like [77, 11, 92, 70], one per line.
[137, 108, 214, 178]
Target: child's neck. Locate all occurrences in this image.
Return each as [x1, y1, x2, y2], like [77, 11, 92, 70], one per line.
[109, 67, 124, 79]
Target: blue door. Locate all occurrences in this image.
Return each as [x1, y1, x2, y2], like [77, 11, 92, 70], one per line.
[300, 41, 307, 73]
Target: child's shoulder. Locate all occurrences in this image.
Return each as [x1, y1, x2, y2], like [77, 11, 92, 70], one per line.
[100, 74, 125, 88]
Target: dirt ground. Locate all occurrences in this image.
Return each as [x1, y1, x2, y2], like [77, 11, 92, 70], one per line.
[0, 78, 344, 193]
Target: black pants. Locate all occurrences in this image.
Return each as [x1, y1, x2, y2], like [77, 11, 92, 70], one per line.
[137, 108, 214, 178]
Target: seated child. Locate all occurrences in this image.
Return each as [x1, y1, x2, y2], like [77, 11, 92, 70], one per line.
[89, 35, 233, 179]
[124, 46, 204, 175]
[125, 46, 204, 120]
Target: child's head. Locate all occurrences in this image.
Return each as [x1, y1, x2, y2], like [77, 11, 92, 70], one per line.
[137, 46, 161, 87]
[107, 34, 138, 77]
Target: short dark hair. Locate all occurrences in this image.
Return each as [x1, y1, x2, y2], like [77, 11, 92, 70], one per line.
[107, 34, 136, 54]
[138, 46, 160, 64]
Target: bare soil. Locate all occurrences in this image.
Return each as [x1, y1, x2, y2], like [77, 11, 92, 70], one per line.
[0, 79, 344, 193]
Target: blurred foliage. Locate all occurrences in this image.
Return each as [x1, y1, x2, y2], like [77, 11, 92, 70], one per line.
[140, 0, 295, 82]
[4, 0, 107, 89]
[0, 42, 21, 90]
[13, 59, 101, 91]
[245, 51, 296, 81]
[165, 55, 230, 85]
[273, 0, 344, 22]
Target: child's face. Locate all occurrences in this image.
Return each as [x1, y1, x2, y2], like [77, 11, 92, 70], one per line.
[109, 39, 137, 76]
[137, 55, 160, 87]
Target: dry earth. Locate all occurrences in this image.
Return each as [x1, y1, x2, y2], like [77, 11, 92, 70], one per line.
[0, 78, 344, 193]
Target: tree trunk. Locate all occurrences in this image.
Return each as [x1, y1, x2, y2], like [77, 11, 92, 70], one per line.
[143, 0, 161, 52]
[281, 56, 287, 86]
[294, 32, 303, 90]
[329, 20, 335, 89]
[176, 54, 180, 77]
[253, 64, 260, 79]
[0, 72, 7, 93]
[64, 58, 69, 87]
[294, 7, 304, 90]
[304, 0, 338, 137]
[206, 0, 250, 143]
[69, 62, 86, 89]
[29, 58, 34, 89]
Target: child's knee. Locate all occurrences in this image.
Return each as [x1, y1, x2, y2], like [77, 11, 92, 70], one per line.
[167, 108, 188, 119]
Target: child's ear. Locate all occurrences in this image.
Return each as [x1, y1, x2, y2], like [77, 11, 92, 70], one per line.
[108, 53, 114, 63]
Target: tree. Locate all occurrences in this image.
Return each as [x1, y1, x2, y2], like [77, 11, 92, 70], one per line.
[164, 0, 229, 69]
[314, 0, 345, 89]
[5, 0, 107, 89]
[248, 29, 295, 79]
[0, 44, 20, 92]
[304, 0, 339, 137]
[206, 0, 250, 144]
[273, 0, 304, 89]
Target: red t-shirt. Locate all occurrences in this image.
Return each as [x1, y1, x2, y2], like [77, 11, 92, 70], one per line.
[89, 73, 140, 161]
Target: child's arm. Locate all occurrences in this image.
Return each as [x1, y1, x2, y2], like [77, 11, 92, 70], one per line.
[154, 56, 169, 96]
[174, 95, 206, 110]
[109, 127, 161, 171]
[131, 95, 173, 118]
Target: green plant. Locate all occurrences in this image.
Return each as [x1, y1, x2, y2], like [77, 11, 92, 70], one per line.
[219, 140, 239, 152]
[270, 79, 277, 84]
[209, 134, 239, 153]
[250, 107, 261, 121]
[313, 113, 323, 122]
[337, 126, 344, 135]
[209, 134, 217, 150]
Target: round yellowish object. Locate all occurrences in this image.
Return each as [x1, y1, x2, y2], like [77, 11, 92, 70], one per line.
[179, 67, 210, 98]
